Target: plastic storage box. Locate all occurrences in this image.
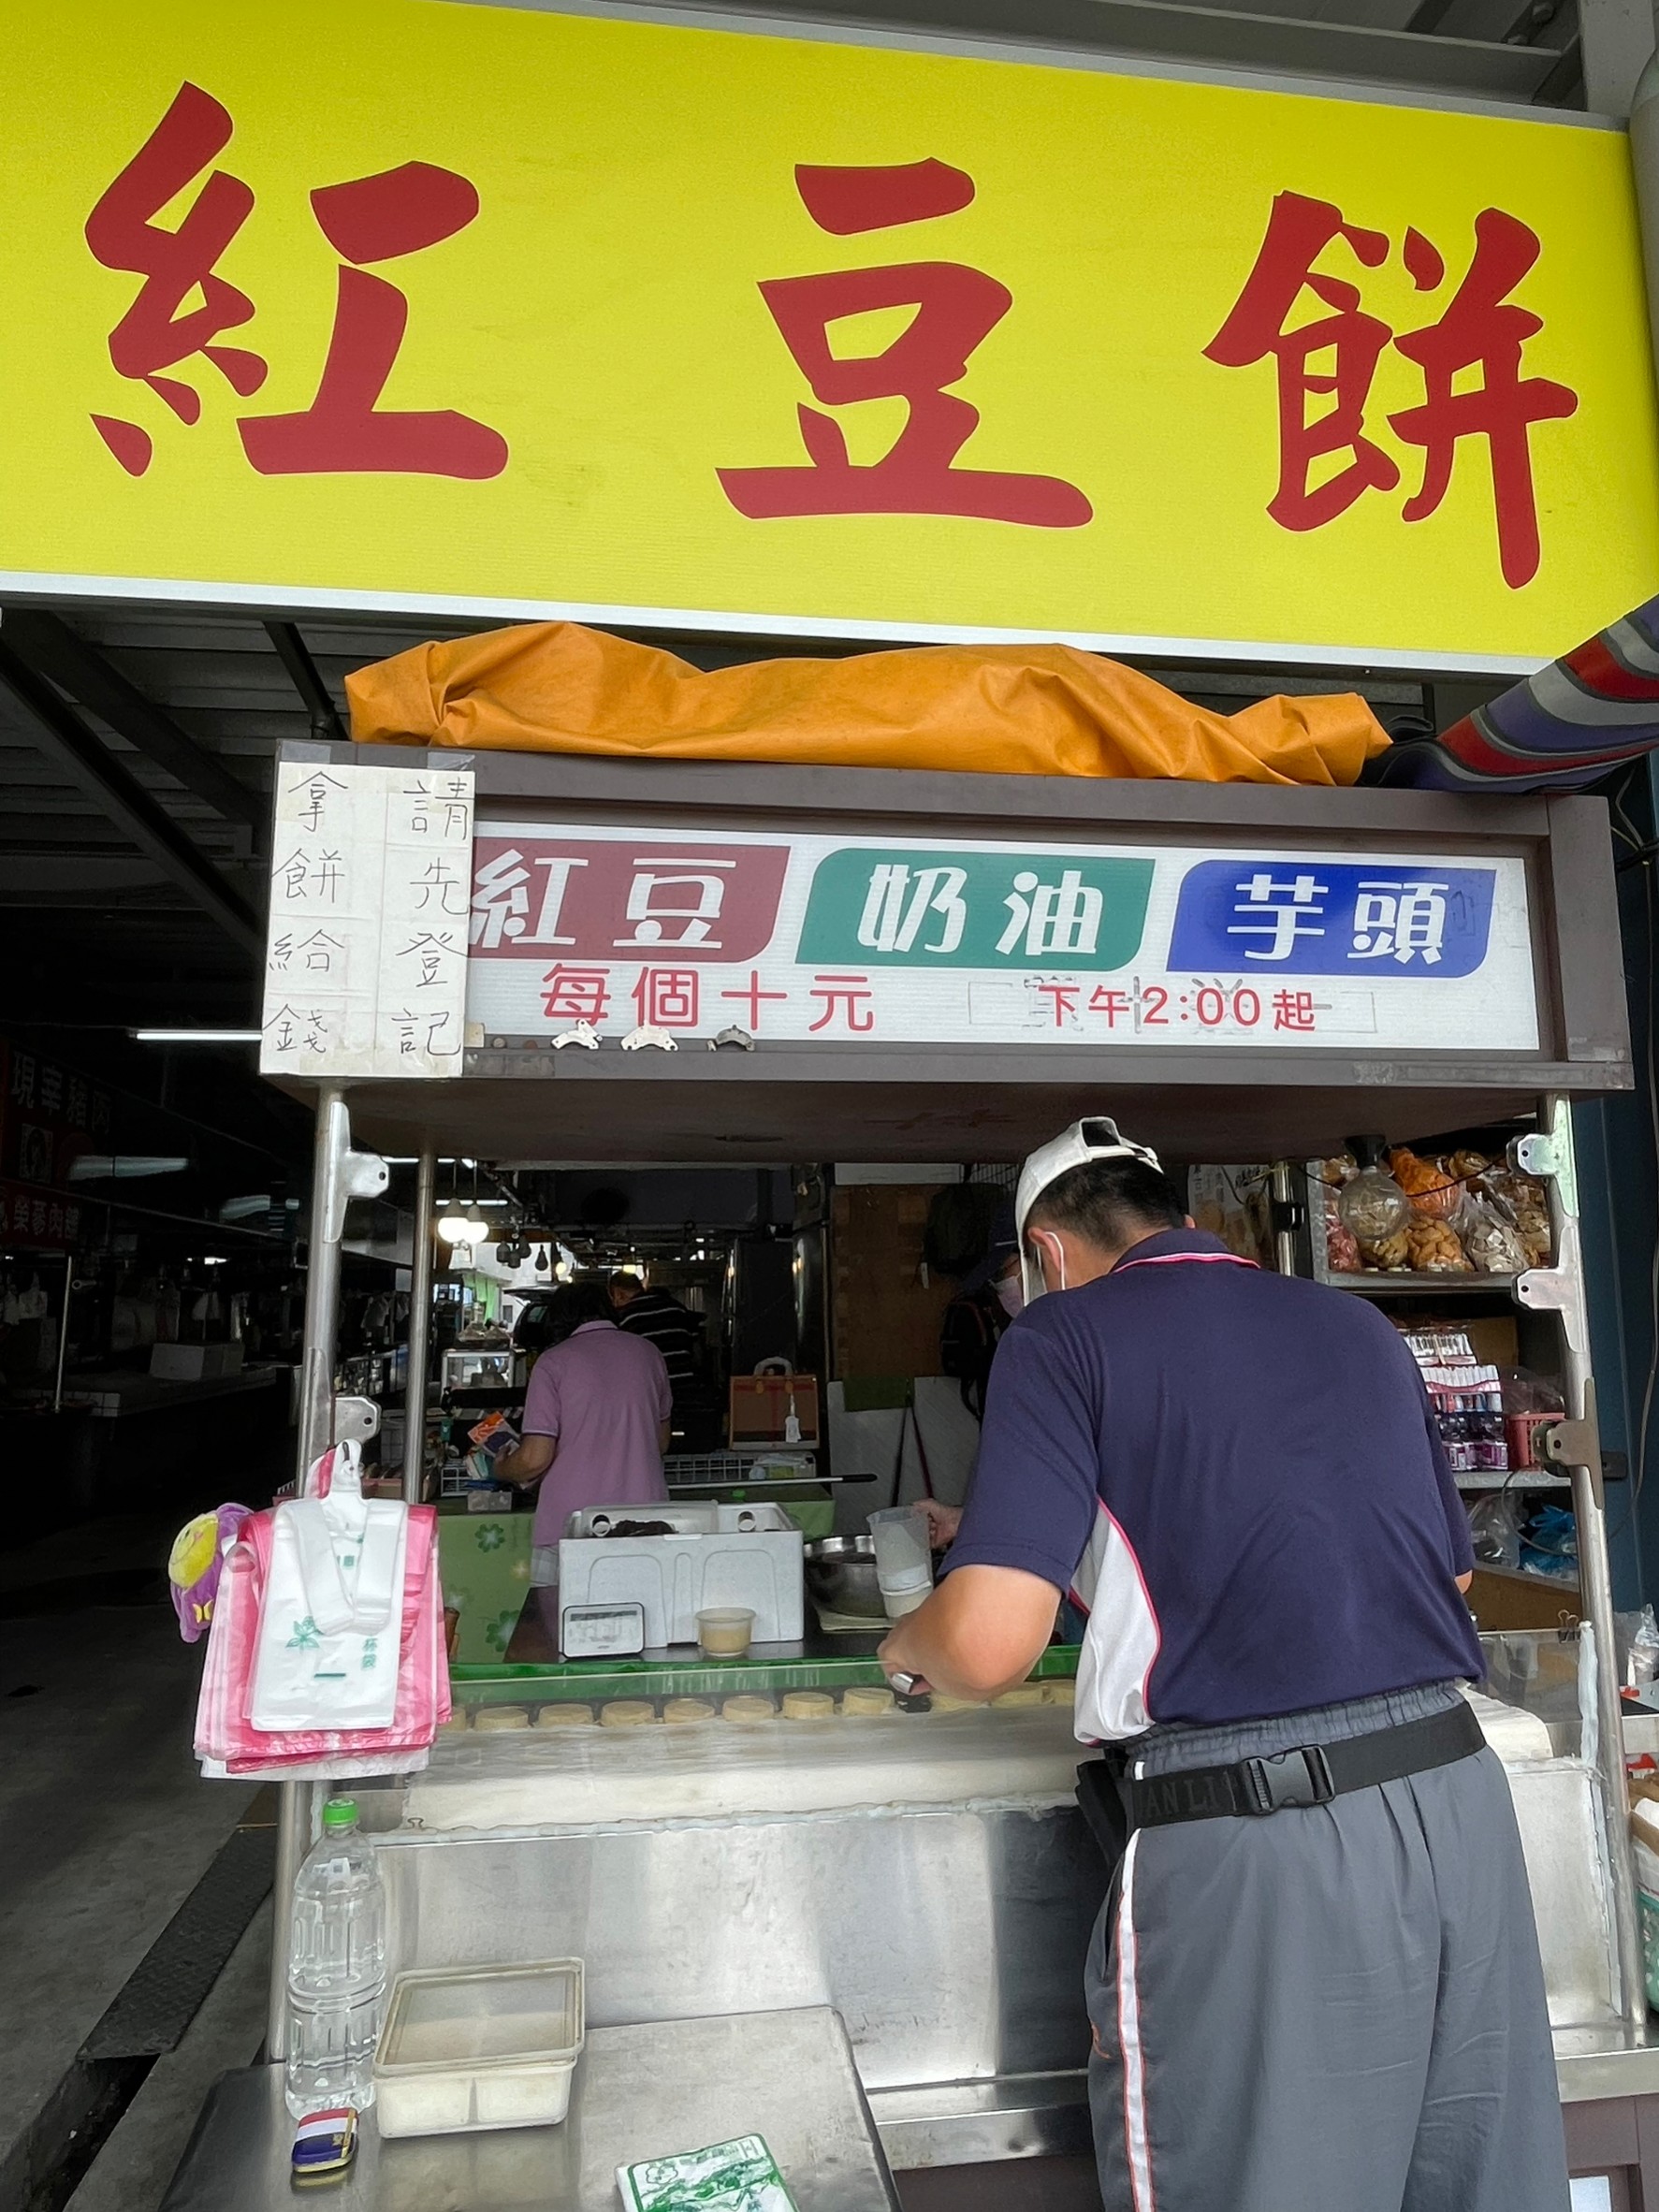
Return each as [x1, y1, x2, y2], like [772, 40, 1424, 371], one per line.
[373, 1959, 585, 2137]
[559, 1501, 804, 1650]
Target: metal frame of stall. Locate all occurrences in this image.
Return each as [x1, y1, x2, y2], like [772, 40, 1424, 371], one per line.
[265, 745, 1659, 2188]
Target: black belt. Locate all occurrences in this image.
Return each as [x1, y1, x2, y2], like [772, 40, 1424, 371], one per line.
[1119, 1699, 1484, 1831]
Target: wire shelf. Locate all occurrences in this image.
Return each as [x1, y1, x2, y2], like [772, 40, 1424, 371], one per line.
[663, 1450, 845, 1489]
[665, 1451, 809, 1479]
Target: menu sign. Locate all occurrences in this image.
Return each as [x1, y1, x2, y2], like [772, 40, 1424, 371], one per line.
[466, 823, 1537, 1053]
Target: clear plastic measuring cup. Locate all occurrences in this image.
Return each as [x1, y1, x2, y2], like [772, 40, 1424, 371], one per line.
[867, 1506, 933, 1620]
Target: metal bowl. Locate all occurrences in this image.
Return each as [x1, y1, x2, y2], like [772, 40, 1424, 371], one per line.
[804, 1534, 887, 1621]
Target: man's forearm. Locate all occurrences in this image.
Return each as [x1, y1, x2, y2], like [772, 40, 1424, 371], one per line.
[880, 1615, 1026, 1702]
[879, 1569, 1058, 1701]
[496, 1440, 554, 1487]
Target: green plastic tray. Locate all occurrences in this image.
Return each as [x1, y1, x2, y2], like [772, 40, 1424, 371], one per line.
[450, 1644, 1080, 1707]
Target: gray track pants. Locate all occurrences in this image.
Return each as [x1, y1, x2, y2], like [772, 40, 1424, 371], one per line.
[1085, 1682, 1570, 2212]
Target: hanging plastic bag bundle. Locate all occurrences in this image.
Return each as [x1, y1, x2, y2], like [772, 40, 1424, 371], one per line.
[192, 1441, 450, 1781]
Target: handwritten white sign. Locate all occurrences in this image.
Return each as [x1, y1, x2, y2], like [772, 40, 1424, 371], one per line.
[260, 761, 474, 1078]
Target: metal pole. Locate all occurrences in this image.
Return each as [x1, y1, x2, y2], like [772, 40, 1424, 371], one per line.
[1628, 51, 1659, 345]
[402, 1148, 437, 1502]
[1270, 1160, 1297, 1278]
[1538, 1098, 1647, 2039]
[51, 1249, 74, 1413]
[1570, 1444, 1645, 2035]
[268, 1084, 353, 2059]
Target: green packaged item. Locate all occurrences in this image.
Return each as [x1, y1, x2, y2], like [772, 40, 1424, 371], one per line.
[617, 2133, 797, 2212]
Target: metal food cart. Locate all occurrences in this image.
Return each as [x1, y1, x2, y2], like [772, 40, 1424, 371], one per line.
[195, 742, 1659, 2207]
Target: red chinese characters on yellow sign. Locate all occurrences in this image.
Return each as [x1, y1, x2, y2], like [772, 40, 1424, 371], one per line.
[80, 102, 1576, 594]
[83, 81, 507, 480]
[717, 159, 1092, 528]
[1205, 190, 1578, 588]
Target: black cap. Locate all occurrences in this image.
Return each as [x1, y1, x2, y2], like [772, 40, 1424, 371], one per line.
[961, 1199, 1019, 1295]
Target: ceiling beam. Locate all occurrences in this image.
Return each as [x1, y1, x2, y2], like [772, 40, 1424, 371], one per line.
[263, 620, 350, 745]
[0, 605, 266, 842]
[0, 639, 264, 958]
[618, 0, 1564, 97]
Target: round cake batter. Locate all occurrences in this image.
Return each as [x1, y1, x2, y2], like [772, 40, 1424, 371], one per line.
[721, 1695, 775, 1724]
[780, 1691, 836, 1720]
[840, 1686, 895, 1716]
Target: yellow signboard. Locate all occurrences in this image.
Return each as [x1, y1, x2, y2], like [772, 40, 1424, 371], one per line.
[3, 0, 1657, 668]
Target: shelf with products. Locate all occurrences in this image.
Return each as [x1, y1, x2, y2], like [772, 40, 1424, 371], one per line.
[1323, 1272, 1521, 1299]
[1455, 1471, 1570, 1492]
[1307, 1143, 1551, 1288]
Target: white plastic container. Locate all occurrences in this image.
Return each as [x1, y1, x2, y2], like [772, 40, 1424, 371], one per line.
[373, 1959, 585, 2138]
[559, 1502, 803, 1648]
[697, 1606, 755, 1658]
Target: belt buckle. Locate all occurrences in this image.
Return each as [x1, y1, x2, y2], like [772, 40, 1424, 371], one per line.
[1244, 1744, 1334, 1813]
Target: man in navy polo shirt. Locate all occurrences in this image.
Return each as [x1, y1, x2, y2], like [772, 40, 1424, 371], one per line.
[879, 1118, 1566, 2212]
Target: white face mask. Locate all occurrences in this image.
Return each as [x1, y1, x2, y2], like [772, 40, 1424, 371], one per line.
[1033, 1231, 1068, 1294]
[994, 1273, 1025, 1318]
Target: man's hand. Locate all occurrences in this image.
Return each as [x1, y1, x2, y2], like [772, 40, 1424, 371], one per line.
[496, 1434, 555, 1489]
[917, 1498, 963, 1549]
[878, 1564, 1059, 1703]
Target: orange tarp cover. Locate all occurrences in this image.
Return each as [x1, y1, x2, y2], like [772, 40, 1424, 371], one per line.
[346, 621, 1390, 787]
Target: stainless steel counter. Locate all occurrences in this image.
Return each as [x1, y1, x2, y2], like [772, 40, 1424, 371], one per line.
[866, 2071, 1092, 2168]
[366, 1695, 1630, 2160]
[1557, 2041, 1659, 2101]
[379, 1704, 1101, 2109]
[161, 2011, 901, 2212]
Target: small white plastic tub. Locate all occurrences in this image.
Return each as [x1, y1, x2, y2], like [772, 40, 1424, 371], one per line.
[373, 1958, 585, 2137]
[697, 1606, 756, 1659]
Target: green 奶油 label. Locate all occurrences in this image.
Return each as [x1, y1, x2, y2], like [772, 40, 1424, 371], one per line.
[797, 848, 1152, 970]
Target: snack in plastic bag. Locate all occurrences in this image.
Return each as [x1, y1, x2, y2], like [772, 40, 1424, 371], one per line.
[1340, 1148, 1410, 1245]
[1316, 1157, 1362, 1272]
[1468, 1492, 1522, 1570]
[1404, 1216, 1471, 1272]
[1389, 1147, 1462, 1220]
[1458, 1194, 1530, 1276]
[1447, 1148, 1492, 1183]
[1360, 1227, 1412, 1271]
[1326, 1218, 1362, 1273]
[1489, 1170, 1552, 1267]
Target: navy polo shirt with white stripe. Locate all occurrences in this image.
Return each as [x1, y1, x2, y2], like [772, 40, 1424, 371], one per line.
[943, 1227, 1482, 1740]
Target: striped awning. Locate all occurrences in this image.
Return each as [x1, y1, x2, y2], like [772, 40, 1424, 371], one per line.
[1375, 597, 1659, 793]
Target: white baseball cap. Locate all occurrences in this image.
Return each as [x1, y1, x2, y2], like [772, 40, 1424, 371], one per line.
[1016, 1116, 1163, 1304]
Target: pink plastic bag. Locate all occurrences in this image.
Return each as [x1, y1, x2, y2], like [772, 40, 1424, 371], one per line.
[195, 1502, 449, 1775]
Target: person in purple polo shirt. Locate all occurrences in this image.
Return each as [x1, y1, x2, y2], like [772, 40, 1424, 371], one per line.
[880, 1117, 1565, 2212]
[496, 1280, 672, 1587]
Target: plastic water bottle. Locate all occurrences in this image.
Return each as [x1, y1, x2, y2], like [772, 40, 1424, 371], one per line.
[284, 1797, 387, 2117]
